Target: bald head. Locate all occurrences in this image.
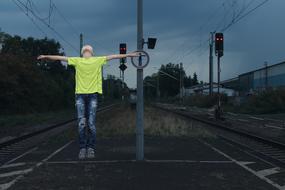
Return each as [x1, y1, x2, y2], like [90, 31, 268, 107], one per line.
[81, 45, 94, 58]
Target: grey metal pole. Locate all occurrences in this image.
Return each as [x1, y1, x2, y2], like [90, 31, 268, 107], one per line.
[209, 32, 214, 96]
[157, 73, 160, 100]
[122, 71, 125, 101]
[136, 0, 144, 161]
[179, 63, 183, 101]
[217, 55, 221, 108]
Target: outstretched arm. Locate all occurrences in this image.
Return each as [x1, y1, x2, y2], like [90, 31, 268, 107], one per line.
[106, 52, 139, 61]
[37, 55, 68, 62]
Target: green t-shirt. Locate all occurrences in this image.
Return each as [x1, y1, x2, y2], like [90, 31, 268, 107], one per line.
[67, 56, 107, 94]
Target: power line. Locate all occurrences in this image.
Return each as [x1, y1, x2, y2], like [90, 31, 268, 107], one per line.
[51, 1, 114, 53]
[167, 0, 270, 67]
[12, 0, 79, 53]
[199, 1, 228, 33]
[12, 0, 47, 37]
[221, 0, 270, 32]
[52, 3, 79, 38]
[156, 1, 228, 68]
[181, 0, 270, 77]
[27, 0, 53, 21]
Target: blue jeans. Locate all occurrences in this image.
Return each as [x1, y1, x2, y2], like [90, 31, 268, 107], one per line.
[75, 93, 98, 150]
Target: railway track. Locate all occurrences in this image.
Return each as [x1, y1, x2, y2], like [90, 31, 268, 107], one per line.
[0, 103, 119, 165]
[153, 103, 285, 168]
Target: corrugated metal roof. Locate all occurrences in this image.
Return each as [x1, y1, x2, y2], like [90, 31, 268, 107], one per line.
[239, 61, 285, 76]
[221, 61, 285, 82]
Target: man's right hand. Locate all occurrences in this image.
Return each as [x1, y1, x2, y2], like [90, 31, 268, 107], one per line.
[37, 55, 46, 60]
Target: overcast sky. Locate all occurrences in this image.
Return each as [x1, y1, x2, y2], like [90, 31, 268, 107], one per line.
[0, 0, 284, 88]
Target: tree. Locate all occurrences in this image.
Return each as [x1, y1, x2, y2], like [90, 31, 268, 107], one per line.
[158, 63, 182, 97]
[144, 76, 157, 99]
[0, 31, 74, 114]
[192, 72, 199, 85]
[184, 75, 193, 88]
[103, 75, 128, 100]
[142, 62, 205, 99]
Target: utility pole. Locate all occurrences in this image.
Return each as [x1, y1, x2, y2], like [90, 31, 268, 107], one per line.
[119, 43, 127, 101]
[136, 0, 144, 161]
[156, 73, 160, 101]
[120, 69, 124, 100]
[180, 63, 184, 100]
[209, 32, 214, 96]
[217, 56, 221, 107]
[80, 33, 83, 57]
[214, 33, 224, 120]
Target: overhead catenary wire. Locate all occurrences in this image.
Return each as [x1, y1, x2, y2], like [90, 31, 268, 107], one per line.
[51, 1, 114, 54]
[13, 0, 118, 78]
[170, 0, 270, 73]
[156, 1, 229, 68]
[146, 0, 269, 83]
[11, 0, 271, 64]
[12, 0, 80, 53]
[12, 0, 47, 37]
[27, 0, 54, 22]
[221, 0, 270, 32]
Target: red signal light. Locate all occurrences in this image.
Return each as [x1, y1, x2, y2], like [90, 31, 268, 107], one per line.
[215, 33, 224, 57]
[119, 43, 127, 54]
[119, 43, 127, 63]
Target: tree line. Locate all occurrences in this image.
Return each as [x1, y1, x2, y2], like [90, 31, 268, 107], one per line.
[0, 31, 125, 115]
[144, 63, 202, 99]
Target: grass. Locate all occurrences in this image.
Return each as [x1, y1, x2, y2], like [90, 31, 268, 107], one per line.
[144, 107, 215, 138]
[96, 105, 135, 137]
[0, 104, 215, 140]
[96, 105, 215, 138]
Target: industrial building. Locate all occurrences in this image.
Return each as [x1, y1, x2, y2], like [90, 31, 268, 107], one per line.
[221, 61, 285, 96]
[180, 61, 285, 97]
[181, 83, 236, 97]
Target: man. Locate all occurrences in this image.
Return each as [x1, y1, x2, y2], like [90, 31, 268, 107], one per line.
[37, 45, 138, 159]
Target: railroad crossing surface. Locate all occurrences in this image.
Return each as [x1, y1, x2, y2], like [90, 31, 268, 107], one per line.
[0, 131, 284, 189]
[1, 105, 285, 190]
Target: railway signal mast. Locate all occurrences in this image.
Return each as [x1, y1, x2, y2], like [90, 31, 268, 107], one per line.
[119, 43, 127, 100]
[134, 0, 157, 161]
[215, 33, 224, 120]
[209, 32, 215, 96]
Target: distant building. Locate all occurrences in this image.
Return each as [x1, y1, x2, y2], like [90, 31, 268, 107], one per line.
[221, 61, 285, 96]
[181, 83, 236, 97]
[180, 61, 285, 97]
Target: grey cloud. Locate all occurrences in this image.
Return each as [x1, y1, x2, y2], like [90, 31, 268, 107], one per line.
[1, 0, 285, 88]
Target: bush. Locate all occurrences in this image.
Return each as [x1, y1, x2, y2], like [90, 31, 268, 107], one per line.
[241, 89, 285, 114]
[0, 54, 75, 114]
[183, 94, 228, 108]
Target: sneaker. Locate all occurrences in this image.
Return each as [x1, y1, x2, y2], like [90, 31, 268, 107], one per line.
[86, 148, 95, 159]
[78, 148, 86, 160]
